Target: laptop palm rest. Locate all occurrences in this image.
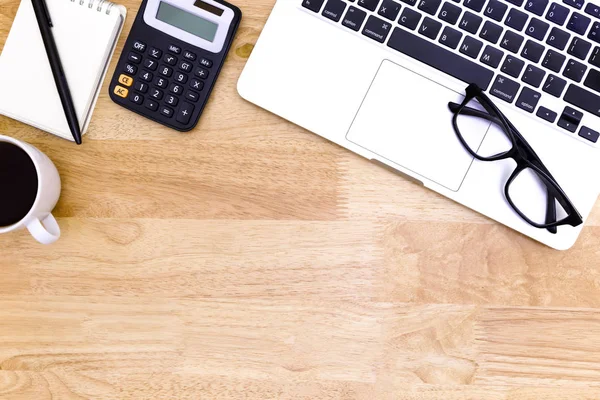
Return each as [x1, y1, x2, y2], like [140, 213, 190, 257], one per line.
[346, 60, 491, 192]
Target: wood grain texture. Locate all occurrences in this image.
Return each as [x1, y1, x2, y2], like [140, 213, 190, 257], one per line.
[1, 0, 600, 398]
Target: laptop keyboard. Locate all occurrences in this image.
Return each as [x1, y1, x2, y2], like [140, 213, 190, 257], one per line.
[301, 0, 600, 144]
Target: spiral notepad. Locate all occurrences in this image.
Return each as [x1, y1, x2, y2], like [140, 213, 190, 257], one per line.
[0, 0, 126, 140]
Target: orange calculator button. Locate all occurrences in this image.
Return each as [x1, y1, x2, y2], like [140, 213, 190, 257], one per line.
[113, 85, 129, 98]
[118, 74, 133, 87]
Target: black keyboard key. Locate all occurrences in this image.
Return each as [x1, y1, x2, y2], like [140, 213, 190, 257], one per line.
[419, 17, 443, 38]
[140, 71, 153, 83]
[491, 75, 521, 102]
[501, 54, 525, 76]
[174, 72, 188, 84]
[165, 95, 179, 107]
[546, 2, 570, 25]
[563, 58, 587, 81]
[169, 83, 184, 95]
[522, 64, 546, 86]
[176, 102, 195, 125]
[546, 27, 570, 50]
[159, 65, 173, 77]
[143, 58, 157, 71]
[179, 61, 193, 72]
[460, 35, 484, 57]
[558, 116, 578, 131]
[144, 99, 158, 111]
[183, 51, 196, 61]
[506, 0, 524, 6]
[128, 52, 141, 64]
[400, 0, 417, 6]
[134, 81, 148, 93]
[387, 27, 495, 89]
[323, 0, 347, 21]
[124, 64, 137, 75]
[542, 49, 566, 71]
[516, 86, 542, 112]
[568, 37, 592, 59]
[362, 15, 393, 42]
[484, 0, 508, 21]
[164, 54, 177, 65]
[526, 18, 550, 40]
[150, 88, 164, 100]
[186, 91, 200, 102]
[563, 106, 584, 122]
[537, 106, 558, 122]
[358, 0, 379, 11]
[459, 11, 483, 34]
[439, 2, 461, 24]
[378, 0, 402, 20]
[525, 0, 549, 15]
[342, 6, 367, 31]
[199, 58, 213, 68]
[149, 48, 162, 59]
[521, 39, 545, 61]
[585, 2, 600, 18]
[160, 106, 174, 118]
[195, 67, 209, 79]
[130, 92, 143, 105]
[418, 0, 442, 15]
[589, 22, 600, 43]
[480, 21, 503, 43]
[579, 126, 600, 142]
[568, 13, 591, 35]
[564, 84, 600, 117]
[481, 45, 504, 67]
[439, 26, 464, 48]
[563, 0, 583, 9]
[399, 8, 422, 30]
[501, 30, 525, 53]
[505, 8, 528, 31]
[168, 45, 181, 55]
[133, 41, 146, 53]
[155, 77, 168, 89]
[590, 46, 600, 66]
[543, 74, 567, 96]
[464, 0, 486, 12]
[584, 68, 600, 92]
[190, 79, 204, 91]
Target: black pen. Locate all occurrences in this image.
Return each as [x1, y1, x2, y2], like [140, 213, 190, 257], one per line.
[31, 0, 83, 144]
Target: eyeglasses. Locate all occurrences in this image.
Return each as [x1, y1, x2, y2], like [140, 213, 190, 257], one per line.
[448, 83, 583, 234]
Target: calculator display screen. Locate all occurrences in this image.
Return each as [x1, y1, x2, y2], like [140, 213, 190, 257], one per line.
[156, 2, 219, 42]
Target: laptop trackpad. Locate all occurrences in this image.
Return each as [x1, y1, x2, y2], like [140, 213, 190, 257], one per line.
[346, 60, 490, 192]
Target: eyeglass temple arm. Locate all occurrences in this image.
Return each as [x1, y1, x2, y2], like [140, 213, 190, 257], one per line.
[449, 102, 559, 234]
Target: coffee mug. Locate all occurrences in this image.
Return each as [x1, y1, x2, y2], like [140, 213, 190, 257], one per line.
[0, 135, 61, 244]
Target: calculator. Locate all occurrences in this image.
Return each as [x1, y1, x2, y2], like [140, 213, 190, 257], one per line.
[109, 0, 241, 131]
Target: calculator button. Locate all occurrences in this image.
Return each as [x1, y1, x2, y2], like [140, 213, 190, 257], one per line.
[140, 71, 153, 82]
[179, 61, 193, 72]
[150, 88, 164, 100]
[165, 95, 179, 106]
[190, 79, 204, 91]
[199, 58, 213, 68]
[176, 102, 195, 124]
[118, 74, 133, 87]
[124, 64, 137, 75]
[159, 66, 173, 77]
[183, 51, 196, 61]
[164, 55, 177, 65]
[130, 93, 143, 105]
[134, 82, 148, 93]
[128, 52, 142, 64]
[195, 67, 209, 79]
[168, 44, 181, 54]
[149, 48, 162, 59]
[155, 77, 168, 88]
[144, 59, 158, 71]
[175, 72, 188, 83]
[185, 91, 200, 102]
[113, 85, 129, 98]
[169, 83, 183, 94]
[160, 106, 174, 117]
[145, 99, 158, 111]
[133, 40, 146, 52]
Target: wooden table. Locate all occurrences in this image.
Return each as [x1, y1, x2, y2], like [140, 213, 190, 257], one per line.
[2, 0, 600, 398]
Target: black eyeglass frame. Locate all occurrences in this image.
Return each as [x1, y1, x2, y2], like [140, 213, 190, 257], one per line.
[448, 83, 583, 231]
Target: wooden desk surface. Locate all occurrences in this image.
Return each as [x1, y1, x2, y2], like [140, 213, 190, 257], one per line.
[2, 0, 600, 398]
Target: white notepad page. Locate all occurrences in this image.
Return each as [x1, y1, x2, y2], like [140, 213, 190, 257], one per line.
[0, 0, 126, 140]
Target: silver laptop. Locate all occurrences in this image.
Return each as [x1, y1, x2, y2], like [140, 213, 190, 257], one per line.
[238, 0, 600, 249]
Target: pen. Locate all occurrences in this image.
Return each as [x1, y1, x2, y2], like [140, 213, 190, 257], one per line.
[31, 0, 83, 145]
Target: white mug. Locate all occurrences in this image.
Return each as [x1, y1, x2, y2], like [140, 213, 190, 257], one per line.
[0, 135, 61, 244]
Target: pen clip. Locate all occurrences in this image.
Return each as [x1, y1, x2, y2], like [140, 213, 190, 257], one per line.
[40, 0, 53, 27]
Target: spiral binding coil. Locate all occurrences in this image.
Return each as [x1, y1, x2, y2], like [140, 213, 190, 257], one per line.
[70, 0, 115, 15]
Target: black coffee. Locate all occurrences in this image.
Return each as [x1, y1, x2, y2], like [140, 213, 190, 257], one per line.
[0, 141, 38, 227]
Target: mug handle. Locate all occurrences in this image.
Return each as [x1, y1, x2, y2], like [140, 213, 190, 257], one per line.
[27, 214, 60, 245]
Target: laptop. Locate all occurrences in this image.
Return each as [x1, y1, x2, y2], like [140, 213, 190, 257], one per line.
[237, 0, 600, 250]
